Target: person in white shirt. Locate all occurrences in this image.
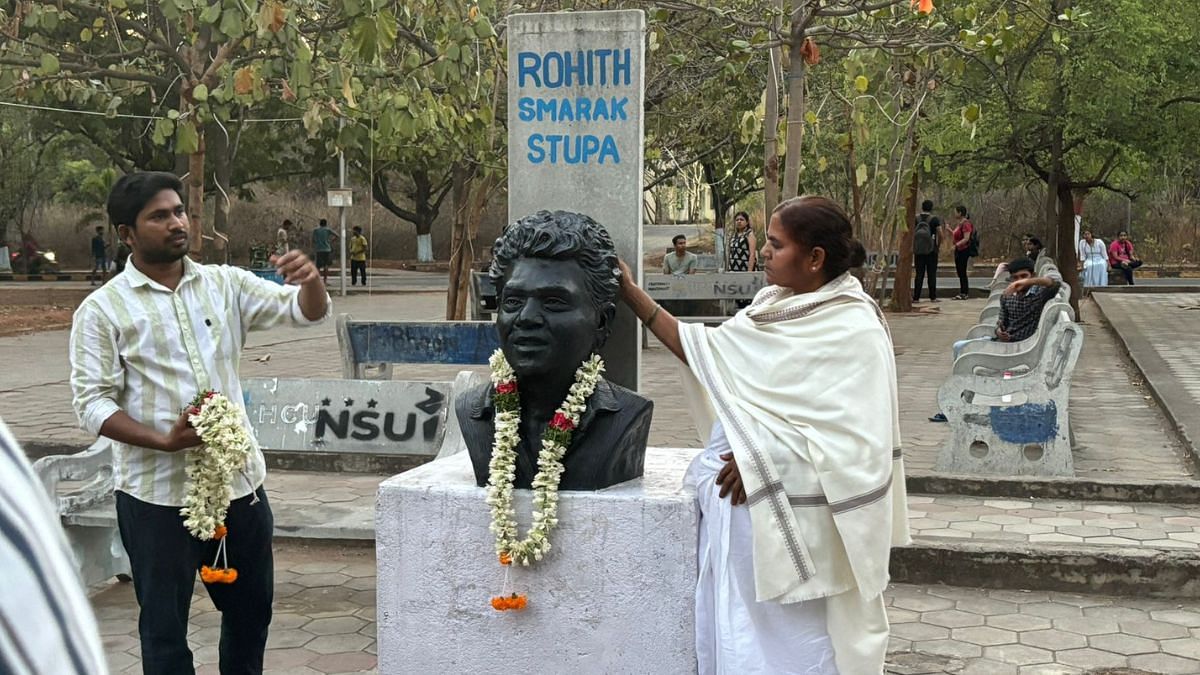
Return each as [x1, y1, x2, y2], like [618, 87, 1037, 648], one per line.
[0, 418, 108, 675]
[69, 172, 330, 675]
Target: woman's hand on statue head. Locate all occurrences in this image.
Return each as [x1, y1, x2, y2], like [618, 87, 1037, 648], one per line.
[616, 258, 637, 298]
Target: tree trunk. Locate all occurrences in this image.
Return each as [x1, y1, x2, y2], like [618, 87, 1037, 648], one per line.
[781, 31, 807, 201]
[845, 100, 864, 236]
[1056, 185, 1082, 314]
[186, 132, 206, 261]
[890, 167, 919, 312]
[445, 167, 494, 320]
[702, 160, 729, 230]
[763, 5, 783, 218]
[210, 122, 231, 263]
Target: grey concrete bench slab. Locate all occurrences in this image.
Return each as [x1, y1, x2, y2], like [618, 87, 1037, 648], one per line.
[936, 307, 1083, 477]
[32, 439, 130, 587]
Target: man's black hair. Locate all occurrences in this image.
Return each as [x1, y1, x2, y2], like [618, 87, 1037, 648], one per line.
[106, 172, 183, 229]
[672, 234, 687, 245]
[921, 199, 934, 212]
[1008, 256, 1036, 276]
[319, 219, 328, 227]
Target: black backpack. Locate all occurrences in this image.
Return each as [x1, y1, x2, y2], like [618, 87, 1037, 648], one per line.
[913, 213, 935, 256]
[966, 227, 980, 257]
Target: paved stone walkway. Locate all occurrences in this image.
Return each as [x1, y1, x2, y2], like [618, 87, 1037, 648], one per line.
[1095, 292, 1200, 462]
[5, 292, 1192, 480]
[92, 542, 1200, 674]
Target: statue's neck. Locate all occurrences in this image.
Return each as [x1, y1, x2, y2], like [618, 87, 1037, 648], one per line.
[515, 367, 576, 422]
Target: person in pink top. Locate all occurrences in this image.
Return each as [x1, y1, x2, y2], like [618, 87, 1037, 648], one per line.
[1108, 230, 1143, 285]
[950, 205, 975, 299]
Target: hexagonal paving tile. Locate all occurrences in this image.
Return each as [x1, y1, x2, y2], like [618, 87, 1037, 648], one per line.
[308, 651, 378, 673]
[986, 614, 1053, 632]
[1019, 603, 1082, 620]
[1121, 618, 1192, 640]
[304, 616, 367, 636]
[1082, 605, 1149, 622]
[294, 573, 353, 589]
[951, 626, 1019, 647]
[911, 639, 982, 659]
[1086, 632, 1161, 656]
[983, 644, 1054, 667]
[892, 594, 955, 613]
[1152, 609, 1200, 627]
[263, 647, 319, 670]
[1018, 628, 1086, 651]
[1054, 647, 1128, 670]
[305, 633, 374, 655]
[922, 609, 984, 629]
[955, 597, 1019, 616]
[1051, 617, 1120, 636]
[1161, 637, 1200, 659]
[1015, 666, 1082, 675]
[891, 622, 951, 642]
[1129, 652, 1200, 674]
[265, 628, 316, 649]
[288, 561, 349, 575]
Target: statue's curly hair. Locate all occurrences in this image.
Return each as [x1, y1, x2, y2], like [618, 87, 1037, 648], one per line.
[490, 210, 620, 317]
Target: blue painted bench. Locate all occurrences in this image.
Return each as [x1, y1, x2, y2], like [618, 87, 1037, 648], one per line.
[336, 315, 500, 379]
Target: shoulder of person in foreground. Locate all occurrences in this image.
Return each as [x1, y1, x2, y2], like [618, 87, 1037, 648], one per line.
[0, 421, 109, 675]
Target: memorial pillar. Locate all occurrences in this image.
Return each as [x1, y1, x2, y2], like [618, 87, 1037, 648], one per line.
[507, 10, 646, 391]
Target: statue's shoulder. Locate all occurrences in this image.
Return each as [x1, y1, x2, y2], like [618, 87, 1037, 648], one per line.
[601, 379, 654, 413]
[455, 382, 493, 419]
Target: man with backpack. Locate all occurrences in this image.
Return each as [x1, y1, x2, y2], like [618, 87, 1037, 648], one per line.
[913, 200, 943, 302]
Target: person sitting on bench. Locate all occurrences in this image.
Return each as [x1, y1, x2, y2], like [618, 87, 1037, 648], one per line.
[929, 256, 1061, 422]
[1108, 230, 1143, 285]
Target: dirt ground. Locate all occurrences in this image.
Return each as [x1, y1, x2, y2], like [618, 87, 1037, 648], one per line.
[0, 305, 75, 336]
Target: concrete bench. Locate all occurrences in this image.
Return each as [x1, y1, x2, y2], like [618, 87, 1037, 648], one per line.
[32, 439, 130, 587]
[935, 306, 1083, 477]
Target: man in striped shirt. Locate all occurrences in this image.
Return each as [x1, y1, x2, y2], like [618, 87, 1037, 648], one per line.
[69, 172, 330, 675]
[0, 418, 108, 675]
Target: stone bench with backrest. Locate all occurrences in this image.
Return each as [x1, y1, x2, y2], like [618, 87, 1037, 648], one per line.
[32, 439, 130, 587]
[936, 304, 1083, 477]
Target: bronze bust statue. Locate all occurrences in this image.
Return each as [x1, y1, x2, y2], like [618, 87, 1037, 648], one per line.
[457, 211, 653, 490]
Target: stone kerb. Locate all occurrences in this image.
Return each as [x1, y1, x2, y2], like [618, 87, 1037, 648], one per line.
[376, 447, 700, 673]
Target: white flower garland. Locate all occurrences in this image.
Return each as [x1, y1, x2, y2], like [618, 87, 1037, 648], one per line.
[181, 392, 253, 540]
[486, 350, 604, 566]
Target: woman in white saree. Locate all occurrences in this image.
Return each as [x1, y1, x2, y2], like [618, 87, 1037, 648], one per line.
[618, 196, 909, 674]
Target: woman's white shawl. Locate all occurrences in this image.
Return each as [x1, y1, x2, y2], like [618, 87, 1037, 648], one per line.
[679, 272, 910, 603]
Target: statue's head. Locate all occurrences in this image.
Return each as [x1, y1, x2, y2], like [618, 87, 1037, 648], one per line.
[490, 211, 619, 380]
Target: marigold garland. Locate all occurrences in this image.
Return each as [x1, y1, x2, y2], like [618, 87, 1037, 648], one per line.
[485, 350, 604, 611]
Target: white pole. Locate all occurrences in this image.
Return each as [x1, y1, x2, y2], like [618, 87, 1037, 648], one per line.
[338, 118, 348, 297]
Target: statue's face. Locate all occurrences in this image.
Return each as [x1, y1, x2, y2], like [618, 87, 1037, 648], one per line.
[497, 257, 609, 380]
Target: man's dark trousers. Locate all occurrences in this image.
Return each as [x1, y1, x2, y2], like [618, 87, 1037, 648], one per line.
[116, 487, 274, 675]
[914, 252, 938, 301]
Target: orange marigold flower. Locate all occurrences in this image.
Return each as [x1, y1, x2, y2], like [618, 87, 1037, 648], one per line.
[491, 596, 506, 610]
[222, 568, 238, 583]
[213, 525, 227, 540]
[512, 594, 528, 610]
[498, 552, 512, 566]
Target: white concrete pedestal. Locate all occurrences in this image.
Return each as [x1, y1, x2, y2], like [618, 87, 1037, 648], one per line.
[376, 447, 701, 674]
